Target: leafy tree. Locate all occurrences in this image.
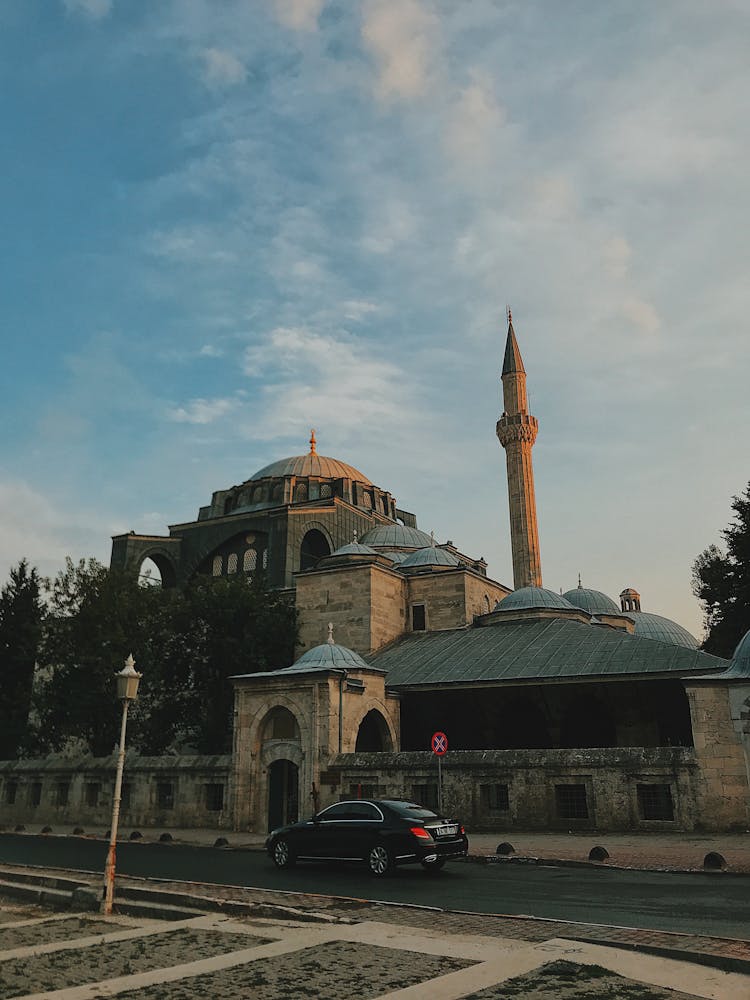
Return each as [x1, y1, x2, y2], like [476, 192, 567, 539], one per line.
[35, 560, 297, 756]
[692, 481, 750, 658]
[0, 560, 44, 758]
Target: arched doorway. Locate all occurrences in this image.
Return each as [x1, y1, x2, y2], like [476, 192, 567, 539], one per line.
[355, 710, 393, 752]
[268, 759, 299, 832]
[137, 553, 177, 588]
[299, 529, 331, 571]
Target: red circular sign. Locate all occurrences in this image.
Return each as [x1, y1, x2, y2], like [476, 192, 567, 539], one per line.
[431, 731, 448, 756]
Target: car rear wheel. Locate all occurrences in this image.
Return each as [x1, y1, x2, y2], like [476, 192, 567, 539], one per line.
[421, 856, 445, 872]
[272, 837, 295, 869]
[367, 842, 393, 877]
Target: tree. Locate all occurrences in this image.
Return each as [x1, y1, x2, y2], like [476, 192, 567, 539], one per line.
[0, 560, 44, 758]
[35, 560, 298, 756]
[692, 481, 750, 658]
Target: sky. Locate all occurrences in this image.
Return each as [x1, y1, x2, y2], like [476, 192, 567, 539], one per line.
[0, 0, 748, 639]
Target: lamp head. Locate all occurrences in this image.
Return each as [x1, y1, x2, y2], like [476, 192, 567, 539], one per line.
[116, 653, 142, 702]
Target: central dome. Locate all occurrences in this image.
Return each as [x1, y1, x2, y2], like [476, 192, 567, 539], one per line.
[250, 430, 371, 484]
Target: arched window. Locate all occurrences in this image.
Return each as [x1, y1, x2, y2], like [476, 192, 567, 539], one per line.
[355, 710, 393, 752]
[300, 529, 331, 571]
[212, 555, 223, 577]
[243, 549, 257, 573]
[483, 595, 491, 613]
[320, 484, 332, 499]
[227, 553, 238, 575]
[262, 707, 300, 741]
[253, 486, 263, 503]
[272, 483, 283, 501]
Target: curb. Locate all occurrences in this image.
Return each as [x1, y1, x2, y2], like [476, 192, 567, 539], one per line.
[474, 852, 750, 877]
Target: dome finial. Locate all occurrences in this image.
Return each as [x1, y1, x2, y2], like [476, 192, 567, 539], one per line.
[353, 529, 358, 545]
[309, 428, 317, 455]
[327, 621, 334, 645]
[507, 304, 512, 327]
[430, 529, 435, 547]
[578, 573, 582, 589]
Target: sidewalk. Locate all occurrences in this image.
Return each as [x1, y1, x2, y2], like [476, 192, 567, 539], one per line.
[37, 825, 750, 875]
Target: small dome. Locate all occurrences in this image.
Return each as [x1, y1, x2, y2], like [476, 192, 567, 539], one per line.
[496, 587, 579, 612]
[730, 630, 750, 676]
[400, 547, 460, 569]
[294, 641, 369, 670]
[563, 586, 619, 616]
[381, 550, 408, 564]
[360, 524, 435, 549]
[625, 611, 698, 649]
[330, 540, 378, 558]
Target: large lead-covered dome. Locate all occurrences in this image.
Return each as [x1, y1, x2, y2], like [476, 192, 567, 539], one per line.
[249, 429, 371, 483]
[625, 611, 698, 649]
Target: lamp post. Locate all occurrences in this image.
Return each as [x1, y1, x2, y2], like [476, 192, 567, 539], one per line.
[101, 653, 142, 916]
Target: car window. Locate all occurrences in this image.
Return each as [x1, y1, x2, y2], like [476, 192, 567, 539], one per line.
[347, 802, 382, 820]
[384, 800, 438, 820]
[318, 803, 352, 821]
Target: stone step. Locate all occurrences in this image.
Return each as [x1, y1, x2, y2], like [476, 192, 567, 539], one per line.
[111, 897, 203, 921]
[0, 877, 74, 909]
[0, 867, 88, 892]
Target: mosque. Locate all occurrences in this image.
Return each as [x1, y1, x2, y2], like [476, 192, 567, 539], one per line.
[105, 315, 750, 835]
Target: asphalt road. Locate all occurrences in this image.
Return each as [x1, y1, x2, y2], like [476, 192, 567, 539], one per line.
[1, 834, 749, 940]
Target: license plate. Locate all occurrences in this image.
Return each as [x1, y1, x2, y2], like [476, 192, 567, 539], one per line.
[434, 824, 458, 836]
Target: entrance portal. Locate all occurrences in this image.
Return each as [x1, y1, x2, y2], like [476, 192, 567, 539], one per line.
[267, 759, 299, 832]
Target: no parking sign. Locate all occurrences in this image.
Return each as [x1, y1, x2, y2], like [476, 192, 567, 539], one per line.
[431, 731, 448, 756]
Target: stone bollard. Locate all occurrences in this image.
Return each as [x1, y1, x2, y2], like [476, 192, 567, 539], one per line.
[129, 830, 143, 840]
[159, 832, 173, 842]
[214, 836, 230, 848]
[588, 845, 609, 862]
[703, 851, 727, 871]
[496, 842, 515, 855]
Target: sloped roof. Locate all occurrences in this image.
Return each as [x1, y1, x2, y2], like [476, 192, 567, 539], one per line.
[369, 618, 728, 689]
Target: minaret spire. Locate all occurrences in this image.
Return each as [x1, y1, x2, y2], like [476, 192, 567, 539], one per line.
[496, 312, 543, 589]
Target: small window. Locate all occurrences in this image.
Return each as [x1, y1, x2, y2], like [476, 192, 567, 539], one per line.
[29, 782, 42, 807]
[227, 553, 238, 575]
[411, 784, 438, 811]
[212, 555, 222, 577]
[4, 781, 18, 805]
[121, 782, 131, 811]
[555, 784, 588, 820]
[320, 484, 332, 499]
[272, 484, 283, 501]
[157, 782, 174, 810]
[483, 595, 491, 613]
[481, 783, 509, 812]
[85, 782, 101, 808]
[205, 783, 224, 812]
[243, 549, 257, 573]
[411, 604, 426, 631]
[294, 482, 308, 502]
[637, 784, 674, 821]
[54, 782, 70, 807]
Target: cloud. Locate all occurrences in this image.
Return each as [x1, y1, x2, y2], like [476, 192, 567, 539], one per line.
[361, 0, 438, 101]
[200, 48, 246, 90]
[444, 73, 506, 166]
[62, 0, 112, 18]
[273, 0, 325, 33]
[603, 236, 632, 279]
[242, 326, 422, 443]
[621, 297, 661, 336]
[167, 397, 235, 424]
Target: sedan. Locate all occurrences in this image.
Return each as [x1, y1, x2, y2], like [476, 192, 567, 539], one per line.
[266, 798, 468, 877]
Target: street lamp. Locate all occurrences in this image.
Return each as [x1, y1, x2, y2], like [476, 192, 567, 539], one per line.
[101, 653, 142, 916]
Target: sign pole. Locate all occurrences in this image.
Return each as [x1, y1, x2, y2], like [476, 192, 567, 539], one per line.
[430, 731, 448, 816]
[438, 754, 442, 815]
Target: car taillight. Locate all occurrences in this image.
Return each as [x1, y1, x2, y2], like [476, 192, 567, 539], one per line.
[459, 825, 465, 835]
[410, 826, 432, 839]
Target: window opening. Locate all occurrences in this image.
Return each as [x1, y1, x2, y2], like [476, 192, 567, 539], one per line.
[212, 555, 222, 577]
[481, 783, 509, 812]
[411, 784, 438, 811]
[411, 604, 426, 631]
[227, 553, 238, 575]
[637, 783, 674, 821]
[157, 782, 175, 810]
[555, 784, 588, 820]
[85, 782, 101, 808]
[205, 783, 224, 812]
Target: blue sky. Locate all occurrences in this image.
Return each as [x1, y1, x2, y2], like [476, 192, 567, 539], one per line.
[1, 0, 748, 638]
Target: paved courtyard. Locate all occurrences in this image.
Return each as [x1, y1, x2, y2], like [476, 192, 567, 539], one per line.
[0, 897, 748, 1000]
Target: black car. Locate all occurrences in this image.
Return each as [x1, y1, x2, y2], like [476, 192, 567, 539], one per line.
[266, 798, 468, 877]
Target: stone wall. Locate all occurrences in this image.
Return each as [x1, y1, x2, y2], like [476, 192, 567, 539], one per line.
[685, 682, 750, 830]
[322, 747, 706, 831]
[0, 754, 232, 832]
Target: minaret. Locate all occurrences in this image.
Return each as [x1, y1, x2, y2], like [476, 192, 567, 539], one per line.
[496, 311, 543, 589]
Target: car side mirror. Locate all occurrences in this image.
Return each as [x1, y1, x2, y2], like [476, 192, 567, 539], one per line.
[312, 813, 321, 824]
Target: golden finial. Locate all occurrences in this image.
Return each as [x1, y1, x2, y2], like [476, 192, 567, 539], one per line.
[309, 428, 317, 455]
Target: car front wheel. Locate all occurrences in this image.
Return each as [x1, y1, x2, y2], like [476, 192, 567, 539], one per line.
[367, 842, 393, 877]
[272, 837, 295, 869]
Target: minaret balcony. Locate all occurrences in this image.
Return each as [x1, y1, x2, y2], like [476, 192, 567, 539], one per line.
[496, 412, 538, 447]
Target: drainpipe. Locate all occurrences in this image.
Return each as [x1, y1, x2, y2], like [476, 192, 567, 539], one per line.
[335, 669, 348, 753]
